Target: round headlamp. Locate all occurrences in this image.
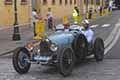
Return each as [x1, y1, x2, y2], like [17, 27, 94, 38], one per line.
[50, 43, 58, 52]
[25, 42, 34, 51]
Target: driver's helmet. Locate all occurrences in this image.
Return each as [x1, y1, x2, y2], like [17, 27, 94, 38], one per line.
[56, 24, 64, 31]
[81, 19, 90, 25]
[73, 21, 78, 25]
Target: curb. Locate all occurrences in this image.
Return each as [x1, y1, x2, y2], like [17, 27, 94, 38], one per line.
[90, 13, 111, 23]
[0, 50, 14, 56]
[0, 23, 30, 31]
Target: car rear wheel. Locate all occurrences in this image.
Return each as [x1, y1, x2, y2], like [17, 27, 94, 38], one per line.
[94, 38, 104, 62]
[57, 46, 75, 77]
[12, 47, 31, 74]
[73, 34, 88, 60]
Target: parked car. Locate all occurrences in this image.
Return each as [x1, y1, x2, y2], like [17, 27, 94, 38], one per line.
[12, 24, 104, 77]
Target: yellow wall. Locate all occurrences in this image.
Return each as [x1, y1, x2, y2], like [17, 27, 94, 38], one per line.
[35, 0, 77, 19]
[34, 0, 106, 20]
[0, 0, 31, 27]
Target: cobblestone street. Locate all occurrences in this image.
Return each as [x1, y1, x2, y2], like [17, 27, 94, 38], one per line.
[1, 58, 120, 80]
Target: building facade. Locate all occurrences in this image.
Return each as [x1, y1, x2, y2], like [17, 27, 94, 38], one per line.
[33, 0, 106, 20]
[32, 0, 78, 19]
[0, 0, 31, 27]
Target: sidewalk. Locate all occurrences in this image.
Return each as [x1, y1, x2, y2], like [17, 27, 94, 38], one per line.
[0, 25, 34, 56]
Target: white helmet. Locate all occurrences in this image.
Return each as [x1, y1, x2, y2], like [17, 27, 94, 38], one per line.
[74, 21, 78, 24]
[82, 19, 90, 24]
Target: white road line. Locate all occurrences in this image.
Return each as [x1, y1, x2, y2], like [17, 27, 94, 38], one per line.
[88, 20, 120, 58]
[101, 24, 111, 27]
[91, 24, 99, 28]
[104, 23, 120, 48]
[88, 29, 120, 58]
[104, 28, 120, 54]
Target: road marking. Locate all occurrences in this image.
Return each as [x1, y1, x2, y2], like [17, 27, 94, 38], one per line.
[87, 20, 120, 58]
[104, 23, 120, 48]
[101, 24, 111, 27]
[91, 24, 99, 28]
[104, 28, 120, 54]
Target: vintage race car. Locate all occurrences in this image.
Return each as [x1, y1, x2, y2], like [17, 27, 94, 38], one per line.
[12, 24, 104, 76]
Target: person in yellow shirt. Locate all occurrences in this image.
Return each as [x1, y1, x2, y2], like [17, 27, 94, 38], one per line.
[72, 6, 79, 23]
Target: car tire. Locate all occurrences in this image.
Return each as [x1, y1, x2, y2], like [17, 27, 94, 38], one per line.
[94, 38, 104, 62]
[73, 34, 88, 60]
[12, 47, 31, 74]
[57, 46, 75, 77]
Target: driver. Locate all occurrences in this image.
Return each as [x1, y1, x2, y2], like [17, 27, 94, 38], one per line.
[81, 19, 94, 43]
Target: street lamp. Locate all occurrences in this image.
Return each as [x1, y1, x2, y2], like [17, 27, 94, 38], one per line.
[12, 0, 21, 41]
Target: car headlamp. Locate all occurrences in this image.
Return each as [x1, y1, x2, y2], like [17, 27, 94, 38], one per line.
[50, 43, 58, 52]
[45, 38, 49, 42]
[25, 42, 34, 51]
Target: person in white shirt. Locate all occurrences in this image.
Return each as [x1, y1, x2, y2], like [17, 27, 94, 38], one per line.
[81, 20, 94, 43]
[32, 9, 40, 36]
[109, 0, 113, 12]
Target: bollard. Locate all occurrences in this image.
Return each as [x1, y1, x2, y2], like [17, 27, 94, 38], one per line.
[99, 6, 103, 16]
[103, 8, 105, 16]
[88, 8, 92, 19]
[62, 16, 69, 29]
[93, 9, 97, 19]
[33, 20, 45, 40]
[86, 12, 89, 19]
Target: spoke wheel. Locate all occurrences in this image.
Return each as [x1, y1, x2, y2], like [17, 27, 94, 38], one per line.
[74, 34, 88, 60]
[12, 47, 31, 74]
[94, 38, 104, 62]
[57, 46, 75, 77]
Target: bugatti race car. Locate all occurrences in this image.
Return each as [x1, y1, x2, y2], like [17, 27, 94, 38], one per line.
[12, 24, 104, 76]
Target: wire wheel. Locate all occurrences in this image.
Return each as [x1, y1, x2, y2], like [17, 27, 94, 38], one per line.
[74, 34, 88, 59]
[13, 47, 31, 74]
[57, 46, 75, 77]
[94, 38, 104, 61]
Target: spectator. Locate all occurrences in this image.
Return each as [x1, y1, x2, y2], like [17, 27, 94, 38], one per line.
[108, 0, 113, 12]
[72, 6, 80, 23]
[47, 8, 54, 31]
[32, 8, 40, 36]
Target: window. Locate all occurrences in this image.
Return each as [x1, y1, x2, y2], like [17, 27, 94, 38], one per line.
[96, 0, 100, 5]
[43, 0, 47, 5]
[84, 0, 88, 5]
[84, 0, 86, 4]
[91, 0, 94, 5]
[74, 0, 76, 4]
[52, 0, 55, 5]
[59, 0, 62, 5]
[70, 0, 72, 5]
[4, 0, 12, 5]
[65, 0, 68, 5]
[21, 0, 27, 5]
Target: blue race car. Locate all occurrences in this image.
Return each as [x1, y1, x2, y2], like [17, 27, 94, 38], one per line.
[12, 24, 104, 76]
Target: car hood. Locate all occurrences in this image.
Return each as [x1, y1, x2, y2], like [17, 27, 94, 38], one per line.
[48, 32, 74, 45]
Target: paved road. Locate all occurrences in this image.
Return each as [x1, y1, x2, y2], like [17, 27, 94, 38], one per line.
[0, 10, 120, 80]
[0, 25, 34, 54]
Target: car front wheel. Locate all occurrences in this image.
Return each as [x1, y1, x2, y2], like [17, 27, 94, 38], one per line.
[57, 46, 75, 77]
[12, 47, 31, 74]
